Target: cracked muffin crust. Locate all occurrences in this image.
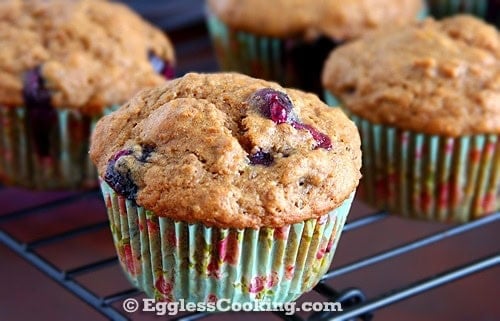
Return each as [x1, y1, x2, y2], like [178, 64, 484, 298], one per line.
[90, 73, 362, 228]
[322, 15, 500, 136]
[0, 0, 175, 114]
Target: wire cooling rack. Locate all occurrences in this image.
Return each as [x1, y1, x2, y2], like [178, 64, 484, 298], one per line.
[1, 185, 498, 321]
[1, 2, 499, 320]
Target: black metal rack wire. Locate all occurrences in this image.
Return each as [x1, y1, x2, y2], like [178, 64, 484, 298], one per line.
[1, 2, 499, 320]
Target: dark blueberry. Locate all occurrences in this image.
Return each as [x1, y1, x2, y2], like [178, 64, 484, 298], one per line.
[248, 88, 332, 151]
[249, 150, 274, 166]
[249, 88, 297, 124]
[23, 67, 51, 107]
[293, 122, 332, 150]
[138, 144, 156, 162]
[22, 66, 57, 157]
[111, 149, 133, 161]
[104, 150, 138, 200]
[162, 63, 175, 80]
[148, 50, 175, 79]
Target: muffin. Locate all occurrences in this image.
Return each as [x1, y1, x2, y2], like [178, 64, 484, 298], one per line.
[206, 0, 426, 95]
[90, 72, 361, 303]
[0, 0, 175, 189]
[427, 0, 500, 27]
[323, 15, 500, 223]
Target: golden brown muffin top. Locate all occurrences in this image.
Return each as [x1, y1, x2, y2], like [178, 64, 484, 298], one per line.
[207, 0, 424, 40]
[323, 15, 500, 136]
[90, 73, 362, 228]
[0, 0, 175, 114]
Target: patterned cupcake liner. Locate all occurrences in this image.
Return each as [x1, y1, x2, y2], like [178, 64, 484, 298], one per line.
[206, 12, 339, 95]
[426, 0, 500, 26]
[206, 8, 428, 95]
[0, 104, 116, 190]
[100, 180, 355, 303]
[325, 92, 500, 223]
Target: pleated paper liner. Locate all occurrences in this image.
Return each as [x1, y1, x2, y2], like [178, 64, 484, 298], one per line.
[100, 180, 355, 303]
[324, 92, 500, 223]
[206, 11, 339, 95]
[206, 8, 428, 95]
[427, 0, 500, 27]
[0, 104, 116, 190]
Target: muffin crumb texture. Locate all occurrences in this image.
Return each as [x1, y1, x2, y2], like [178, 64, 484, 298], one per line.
[0, 0, 175, 113]
[90, 73, 362, 228]
[323, 15, 500, 136]
[207, 0, 423, 40]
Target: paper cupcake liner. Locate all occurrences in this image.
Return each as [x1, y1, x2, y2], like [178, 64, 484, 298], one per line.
[325, 92, 500, 223]
[100, 180, 354, 303]
[206, 9, 428, 95]
[0, 104, 115, 189]
[427, 0, 499, 26]
[206, 11, 339, 95]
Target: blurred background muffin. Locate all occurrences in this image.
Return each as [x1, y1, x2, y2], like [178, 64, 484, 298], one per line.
[323, 15, 500, 223]
[0, 0, 175, 190]
[206, 0, 426, 95]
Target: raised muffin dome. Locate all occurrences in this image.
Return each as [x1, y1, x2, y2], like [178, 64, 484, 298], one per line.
[322, 15, 500, 136]
[207, 0, 424, 40]
[0, 0, 175, 114]
[90, 73, 361, 228]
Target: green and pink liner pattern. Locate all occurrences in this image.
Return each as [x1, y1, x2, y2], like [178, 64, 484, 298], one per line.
[0, 104, 108, 189]
[0, 54, 173, 190]
[101, 180, 354, 303]
[325, 92, 500, 223]
[206, 7, 428, 95]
